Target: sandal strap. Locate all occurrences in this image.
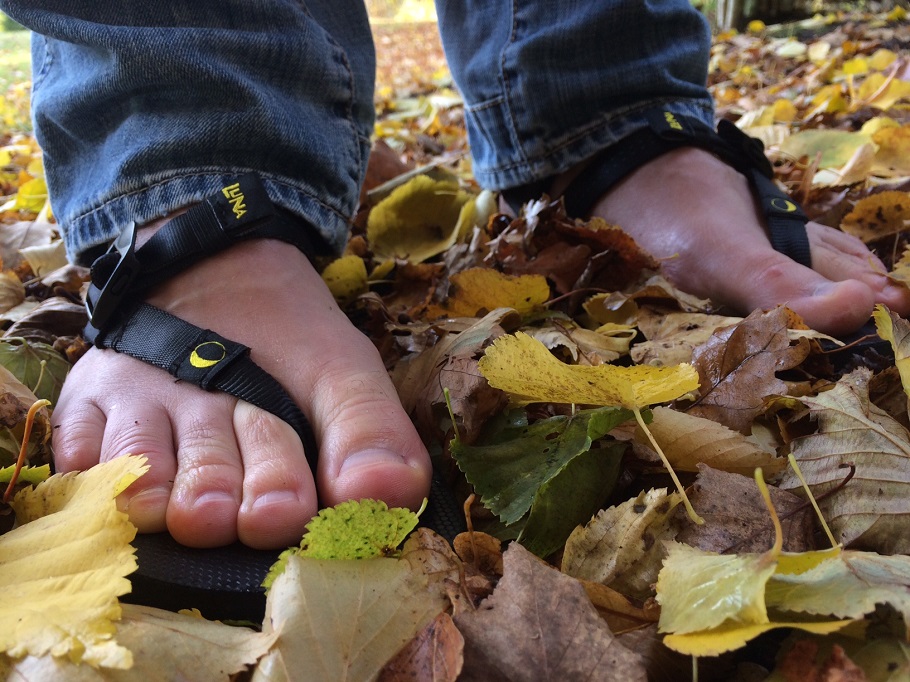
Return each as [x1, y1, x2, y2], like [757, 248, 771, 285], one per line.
[503, 110, 812, 268]
[83, 174, 322, 465]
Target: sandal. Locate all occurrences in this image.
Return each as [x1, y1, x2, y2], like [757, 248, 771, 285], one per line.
[501, 108, 813, 267]
[84, 174, 465, 620]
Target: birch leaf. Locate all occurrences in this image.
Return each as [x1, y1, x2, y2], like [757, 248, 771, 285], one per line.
[478, 331, 699, 408]
[873, 305, 910, 399]
[0, 455, 148, 668]
[662, 619, 853, 658]
[632, 406, 786, 475]
[778, 368, 910, 553]
[253, 556, 446, 682]
[562, 489, 682, 600]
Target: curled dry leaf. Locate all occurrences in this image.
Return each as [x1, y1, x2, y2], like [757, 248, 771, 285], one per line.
[378, 612, 464, 682]
[0, 271, 24, 314]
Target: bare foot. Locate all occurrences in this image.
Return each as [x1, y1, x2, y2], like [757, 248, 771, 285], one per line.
[52, 226, 431, 549]
[570, 148, 910, 335]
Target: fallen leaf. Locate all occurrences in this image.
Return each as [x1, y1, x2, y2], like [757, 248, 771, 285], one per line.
[0, 337, 71, 405]
[426, 268, 550, 319]
[321, 254, 368, 304]
[873, 304, 910, 398]
[454, 542, 646, 681]
[478, 331, 699, 409]
[676, 465, 814, 554]
[872, 125, 910, 176]
[1, 456, 148, 668]
[562, 489, 682, 601]
[840, 191, 910, 241]
[378, 612, 464, 682]
[778, 368, 910, 553]
[632, 406, 786, 476]
[264, 499, 421, 588]
[688, 307, 810, 434]
[254, 556, 446, 682]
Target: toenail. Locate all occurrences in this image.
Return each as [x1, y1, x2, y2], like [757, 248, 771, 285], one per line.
[193, 490, 238, 510]
[121, 485, 171, 512]
[249, 490, 300, 511]
[339, 449, 408, 475]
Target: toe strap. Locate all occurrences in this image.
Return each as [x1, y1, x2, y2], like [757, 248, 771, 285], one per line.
[97, 301, 318, 468]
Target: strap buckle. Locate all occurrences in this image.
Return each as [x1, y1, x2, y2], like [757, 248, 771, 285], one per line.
[84, 221, 139, 344]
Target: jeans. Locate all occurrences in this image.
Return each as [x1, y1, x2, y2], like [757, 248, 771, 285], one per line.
[0, 0, 713, 264]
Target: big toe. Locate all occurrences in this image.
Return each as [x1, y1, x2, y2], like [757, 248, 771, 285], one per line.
[311, 337, 431, 511]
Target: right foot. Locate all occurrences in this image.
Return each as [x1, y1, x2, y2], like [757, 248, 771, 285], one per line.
[52, 222, 432, 549]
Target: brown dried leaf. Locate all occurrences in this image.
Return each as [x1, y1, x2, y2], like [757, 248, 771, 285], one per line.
[779, 368, 910, 553]
[631, 311, 742, 367]
[688, 307, 810, 433]
[454, 542, 646, 682]
[675, 465, 815, 554]
[0, 220, 54, 271]
[378, 612, 464, 682]
[579, 580, 661, 634]
[400, 528, 462, 603]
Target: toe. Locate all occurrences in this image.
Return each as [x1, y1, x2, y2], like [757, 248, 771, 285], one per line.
[311, 336, 431, 511]
[165, 394, 244, 547]
[234, 401, 317, 549]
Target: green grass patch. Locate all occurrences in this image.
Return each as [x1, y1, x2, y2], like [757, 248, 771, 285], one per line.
[0, 30, 29, 92]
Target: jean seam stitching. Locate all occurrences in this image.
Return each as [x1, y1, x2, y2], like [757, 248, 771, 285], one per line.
[499, 0, 528, 168]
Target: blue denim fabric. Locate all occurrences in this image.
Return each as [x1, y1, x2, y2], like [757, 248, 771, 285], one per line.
[436, 0, 715, 189]
[0, 1, 376, 263]
[1, 0, 714, 262]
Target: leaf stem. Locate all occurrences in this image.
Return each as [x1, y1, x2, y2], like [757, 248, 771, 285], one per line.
[787, 454, 840, 549]
[754, 467, 783, 558]
[3, 399, 51, 503]
[633, 407, 704, 525]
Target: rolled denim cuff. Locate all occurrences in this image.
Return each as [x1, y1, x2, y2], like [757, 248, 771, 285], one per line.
[474, 98, 716, 191]
[62, 171, 352, 266]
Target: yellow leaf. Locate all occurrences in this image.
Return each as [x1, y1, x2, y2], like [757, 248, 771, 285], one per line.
[873, 305, 910, 399]
[366, 175, 471, 263]
[656, 541, 777, 634]
[860, 115, 900, 136]
[779, 129, 870, 169]
[869, 48, 898, 71]
[427, 268, 550, 319]
[842, 56, 869, 76]
[857, 73, 910, 110]
[887, 5, 907, 21]
[872, 125, 910, 175]
[321, 255, 368, 304]
[0, 456, 148, 668]
[663, 619, 854, 657]
[747, 19, 766, 33]
[771, 98, 798, 122]
[478, 331, 699, 409]
[841, 191, 910, 241]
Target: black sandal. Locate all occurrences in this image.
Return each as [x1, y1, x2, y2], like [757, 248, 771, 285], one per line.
[83, 174, 465, 620]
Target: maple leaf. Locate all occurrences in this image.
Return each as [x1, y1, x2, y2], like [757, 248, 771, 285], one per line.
[0, 455, 148, 668]
[778, 368, 910, 553]
[453, 542, 646, 681]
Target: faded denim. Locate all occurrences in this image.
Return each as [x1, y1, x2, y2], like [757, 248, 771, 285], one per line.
[0, 0, 713, 262]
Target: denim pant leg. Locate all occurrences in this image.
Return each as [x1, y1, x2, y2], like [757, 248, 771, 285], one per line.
[436, 0, 715, 190]
[0, 1, 376, 264]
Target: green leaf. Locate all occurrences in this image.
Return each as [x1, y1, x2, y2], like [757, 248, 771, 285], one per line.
[0, 462, 49, 485]
[518, 441, 624, 558]
[0, 338, 70, 405]
[263, 499, 422, 589]
[452, 405, 634, 526]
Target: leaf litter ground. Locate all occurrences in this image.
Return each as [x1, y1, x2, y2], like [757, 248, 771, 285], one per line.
[1, 10, 910, 681]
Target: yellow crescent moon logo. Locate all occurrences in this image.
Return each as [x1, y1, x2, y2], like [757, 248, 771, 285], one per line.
[770, 198, 798, 213]
[190, 341, 226, 369]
